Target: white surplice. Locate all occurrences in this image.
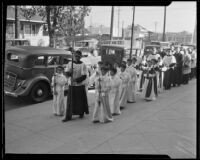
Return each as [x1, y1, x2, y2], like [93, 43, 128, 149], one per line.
[52, 73, 68, 116]
[119, 70, 130, 108]
[92, 74, 113, 123]
[126, 65, 137, 102]
[108, 74, 122, 115]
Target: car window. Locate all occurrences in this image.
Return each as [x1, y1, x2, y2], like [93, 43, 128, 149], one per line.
[35, 56, 45, 66]
[106, 49, 115, 55]
[47, 56, 60, 65]
[7, 53, 20, 62]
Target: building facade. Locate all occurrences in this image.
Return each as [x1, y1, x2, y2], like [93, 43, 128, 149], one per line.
[6, 6, 49, 46]
[150, 31, 193, 44]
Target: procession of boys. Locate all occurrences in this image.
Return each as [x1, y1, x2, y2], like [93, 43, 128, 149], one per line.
[52, 45, 196, 124]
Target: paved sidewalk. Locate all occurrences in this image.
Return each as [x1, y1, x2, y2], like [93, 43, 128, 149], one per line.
[5, 79, 196, 158]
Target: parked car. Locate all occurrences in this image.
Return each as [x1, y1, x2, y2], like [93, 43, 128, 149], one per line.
[151, 41, 171, 49]
[144, 44, 160, 56]
[181, 43, 196, 50]
[100, 40, 142, 65]
[74, 39, 98, 56]
[4, 46, 72, 103]
[6, 39, 30, 47]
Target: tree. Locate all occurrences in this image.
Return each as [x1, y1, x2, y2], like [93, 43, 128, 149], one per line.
[54, 6, 91, 47]
[20, 6, 91, 47]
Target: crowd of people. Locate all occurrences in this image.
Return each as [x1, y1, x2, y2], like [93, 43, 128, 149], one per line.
[51, 45, 196, 123]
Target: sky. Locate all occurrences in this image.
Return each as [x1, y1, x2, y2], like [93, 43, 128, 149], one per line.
[84, 1, 196, 34]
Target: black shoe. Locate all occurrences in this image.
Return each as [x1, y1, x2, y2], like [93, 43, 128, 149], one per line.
[120, 106, 124, 110]
[62, 118, 71, 122]
[79, 114, 84, 118]
[127, 101, 134, 103]
[112, 113, 120, 116]
[92, 120, 99, 123]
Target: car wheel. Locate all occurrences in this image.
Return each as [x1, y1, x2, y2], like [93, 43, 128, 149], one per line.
[30, 82, 49, 103]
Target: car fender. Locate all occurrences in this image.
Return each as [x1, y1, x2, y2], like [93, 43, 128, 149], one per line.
[20, 75, 51, 96]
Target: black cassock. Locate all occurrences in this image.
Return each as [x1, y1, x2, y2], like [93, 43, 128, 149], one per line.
[163, 56, 176, 90]
[163, 65, 175, 90]
[174, 52, 183, 86]
[64, 61, 89, 120]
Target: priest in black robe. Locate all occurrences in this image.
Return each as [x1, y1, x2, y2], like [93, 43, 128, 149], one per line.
[174, 47, 183, 86]
[62, 50, 89, 122]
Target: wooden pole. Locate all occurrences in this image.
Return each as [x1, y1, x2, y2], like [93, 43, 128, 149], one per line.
[122, 20, 124, 39]
[162, 6, 166, 42]
[130, 6, 135, 59]
[110, 6, 114, 40]
[118, 7, 120, 38]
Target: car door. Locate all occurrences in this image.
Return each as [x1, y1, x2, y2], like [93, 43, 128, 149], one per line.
[32, 55, 47, 76]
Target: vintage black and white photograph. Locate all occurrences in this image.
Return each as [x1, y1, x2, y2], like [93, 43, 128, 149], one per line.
[4, 1, 197, 158]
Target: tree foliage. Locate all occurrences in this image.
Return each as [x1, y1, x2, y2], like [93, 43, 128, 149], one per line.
[20, 6, 91, 47]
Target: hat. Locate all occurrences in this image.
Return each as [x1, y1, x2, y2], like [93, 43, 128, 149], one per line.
[74, 50, 82, 57]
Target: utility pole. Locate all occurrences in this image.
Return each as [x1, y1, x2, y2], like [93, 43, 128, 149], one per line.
[154, 21, 157, 41]
[118, 6, 120, 38]
[162, 6, 167, 42]
[122, 20, 124, 39]
[191, 17, 196, 45]
[130, 6, 135, 59]
[110, 6, 114, 40]
[15, 5, 20, 39]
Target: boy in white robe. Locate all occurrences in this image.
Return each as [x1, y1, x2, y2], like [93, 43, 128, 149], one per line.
[108, 68, 122, 115]
[119, 64, 130, 109]
[126, 59, 137, 103]
[88, 61, 103, 87]
[92, 66, 113, 123]
[52, 66, 68, 116]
